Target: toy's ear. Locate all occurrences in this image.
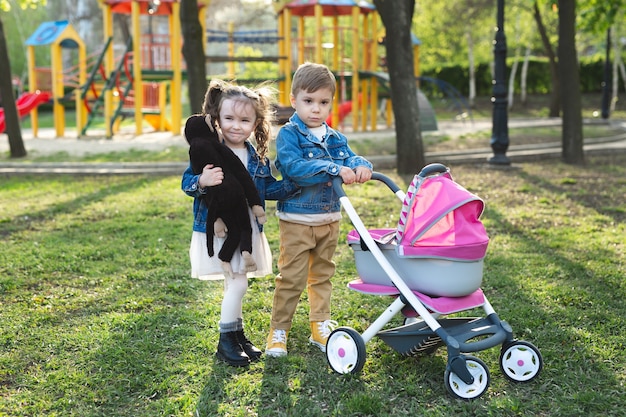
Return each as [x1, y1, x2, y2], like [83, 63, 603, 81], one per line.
[184, 115, 213, 143]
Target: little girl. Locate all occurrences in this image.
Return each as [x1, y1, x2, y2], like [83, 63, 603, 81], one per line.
[181, 79, 299, 367]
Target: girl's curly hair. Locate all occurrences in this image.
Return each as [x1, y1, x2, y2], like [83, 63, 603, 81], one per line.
[202, 79, 277, 163]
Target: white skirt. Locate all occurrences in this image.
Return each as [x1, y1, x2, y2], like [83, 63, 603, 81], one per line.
[189, 209, 273, 280]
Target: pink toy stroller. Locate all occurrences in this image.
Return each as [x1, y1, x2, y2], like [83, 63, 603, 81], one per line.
[325, 164, 542, 399]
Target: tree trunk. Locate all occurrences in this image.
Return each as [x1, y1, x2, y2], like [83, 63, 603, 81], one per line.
[533, 1, 560, 117]
[0, 16, 26, 158]
[508, 46, 520, 110]
[521, 45, 530, 106]
[611, 25, 620, 112]
[115, 14, 132, 44]
[601, 28, 611, 119]
[180, 0, 208, 115]
[373, 0, 424, 175]
[467, 30, 476, 108]
[558, 0, 584, 164]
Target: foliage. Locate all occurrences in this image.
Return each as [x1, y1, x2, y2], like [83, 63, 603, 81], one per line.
[421, 56, 621, 97]
[234, 45, 279, 81]
[0, 0, 45, 11]
[578, 0, 626, 33]
[414, 0, 620, 74]
[2, 0, 623, 90]
[0, 0, 48, 80]
[417, 0, 498, 69]
[0, 152, 624, 416]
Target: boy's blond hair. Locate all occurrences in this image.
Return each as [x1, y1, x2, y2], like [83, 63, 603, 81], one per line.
[291, 62, 336, 97]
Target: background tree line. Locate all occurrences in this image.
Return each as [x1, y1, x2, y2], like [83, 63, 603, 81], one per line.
[424, 57, 623, 97]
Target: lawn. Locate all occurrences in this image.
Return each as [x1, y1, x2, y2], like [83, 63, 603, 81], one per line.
[0, 150, 624, 416]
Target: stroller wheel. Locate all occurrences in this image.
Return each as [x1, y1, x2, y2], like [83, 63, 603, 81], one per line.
[444, 356, 490, 400]
[326, 327, 366, 374]
[499, 340, 543, 382]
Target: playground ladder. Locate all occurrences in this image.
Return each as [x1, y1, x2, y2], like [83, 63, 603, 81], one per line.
[80, 37, 133, 136]
[80, 36, 113, 106]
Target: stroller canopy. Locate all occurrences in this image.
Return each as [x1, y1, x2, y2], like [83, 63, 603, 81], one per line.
[396, 170, 489, 261]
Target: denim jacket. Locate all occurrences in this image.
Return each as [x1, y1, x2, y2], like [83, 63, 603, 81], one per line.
[181, 140, 300, 233]
[275, 112, 373, 214]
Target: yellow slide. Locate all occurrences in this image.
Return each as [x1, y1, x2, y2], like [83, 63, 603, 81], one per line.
[144, 113, 172, 132]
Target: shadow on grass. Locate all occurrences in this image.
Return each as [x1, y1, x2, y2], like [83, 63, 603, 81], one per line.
[0, 176, 159, 240]
[482, 200, 624, 412]
[514, 153, 626, 224]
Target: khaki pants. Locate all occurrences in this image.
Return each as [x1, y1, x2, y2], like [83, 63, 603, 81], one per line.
[270, 220, 339, 330]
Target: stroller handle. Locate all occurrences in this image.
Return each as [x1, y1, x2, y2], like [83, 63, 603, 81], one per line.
[332, 164, 451, 197]
[418, 163, 450, 178]
[332, 172, 401, 197]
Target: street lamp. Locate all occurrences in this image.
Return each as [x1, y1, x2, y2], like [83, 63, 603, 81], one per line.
[489, 0, 511, 165]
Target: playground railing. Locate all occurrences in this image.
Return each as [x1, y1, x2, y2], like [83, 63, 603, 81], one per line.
[33, 68, 53, 92]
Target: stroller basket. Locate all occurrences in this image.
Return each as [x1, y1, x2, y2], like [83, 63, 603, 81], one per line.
[347, 229, 484, 297]
[347, 166, 489, 297]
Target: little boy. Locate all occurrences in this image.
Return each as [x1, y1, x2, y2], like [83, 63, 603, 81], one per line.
[266, 62, 373, 357]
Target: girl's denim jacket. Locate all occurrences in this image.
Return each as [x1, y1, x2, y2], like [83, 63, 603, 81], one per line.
[275, 112, 373, 214]
[181, 140, 300, 233]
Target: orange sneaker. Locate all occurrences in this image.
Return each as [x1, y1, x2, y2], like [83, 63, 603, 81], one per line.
[265, 328, 288, 357]
[309, 320, 338, 352]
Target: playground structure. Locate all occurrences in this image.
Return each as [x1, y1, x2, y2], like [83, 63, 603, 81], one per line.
[16, 1, 211, 139]
[15, 20, 86, 137]
[205, 26, 283, 80]
[10, 0, 442, 139]
[272, 0, 434, 132]
[205, 1, 432, 132]
[84, 0, 195, 137]
[275, 1, 379, 131]
[0, 90, 51, 134]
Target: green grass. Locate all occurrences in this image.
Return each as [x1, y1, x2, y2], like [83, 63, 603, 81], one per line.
[1, 151, 624, 416]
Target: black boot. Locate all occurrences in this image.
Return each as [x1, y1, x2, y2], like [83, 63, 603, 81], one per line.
[216, 331, 250, 367]
[236, 330, 262, 361]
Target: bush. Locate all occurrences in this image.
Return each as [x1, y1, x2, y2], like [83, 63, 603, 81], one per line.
[421, 56, 621, 96]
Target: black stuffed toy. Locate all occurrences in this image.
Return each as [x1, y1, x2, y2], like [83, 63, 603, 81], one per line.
[185, 114, 266, 276]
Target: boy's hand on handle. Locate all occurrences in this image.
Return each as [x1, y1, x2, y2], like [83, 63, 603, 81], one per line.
[251, 205, 267, 225]
[199, 164, 224, 188]
[354, 166, 372, 183]
[339, 166, 357, 185]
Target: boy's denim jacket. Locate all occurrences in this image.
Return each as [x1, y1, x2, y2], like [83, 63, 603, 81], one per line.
[275, 112, 373, 214]
[181, 140, 300, 233]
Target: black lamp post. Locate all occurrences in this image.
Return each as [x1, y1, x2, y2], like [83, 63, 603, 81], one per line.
[489, 0, 511, 165]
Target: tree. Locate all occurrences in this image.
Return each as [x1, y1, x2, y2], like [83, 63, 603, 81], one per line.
[577, 0, 626, 118]
[532, 1, 560, 117]
[0, 1, 27, 158]
[180, 0, 208, 114]
[451, 0, 495, 108]
[558, 0, 583, 164]
[374, 0, 424, 175]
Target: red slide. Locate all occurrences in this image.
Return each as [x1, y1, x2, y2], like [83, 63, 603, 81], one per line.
[326, 100, 353, 127]
[325, 94, 363, 127]
[0, 91, 51, 133]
